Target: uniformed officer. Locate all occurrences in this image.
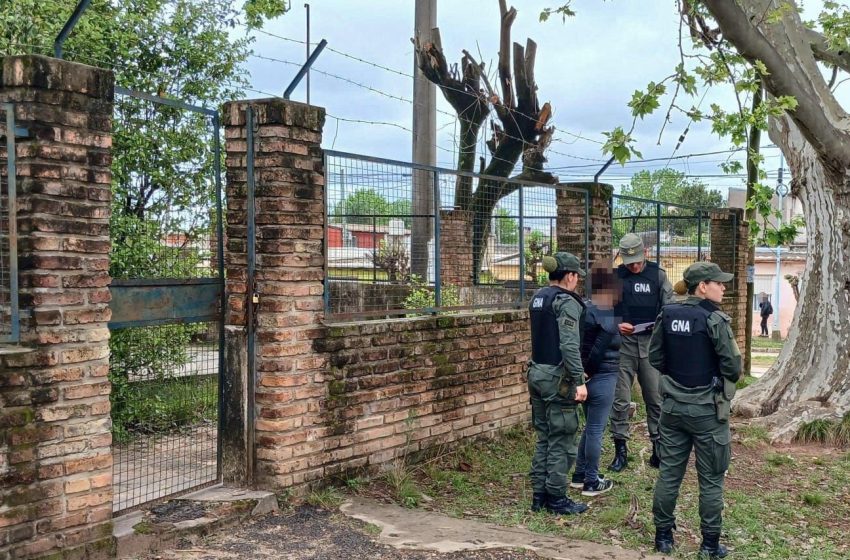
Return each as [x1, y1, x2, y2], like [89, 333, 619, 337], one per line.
[648, 262, 741, 559]
[609, 233, 673, 471]
[527, 252, 589, 516]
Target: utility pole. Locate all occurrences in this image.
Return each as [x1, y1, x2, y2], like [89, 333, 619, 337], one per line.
[411, 0, 437, 280]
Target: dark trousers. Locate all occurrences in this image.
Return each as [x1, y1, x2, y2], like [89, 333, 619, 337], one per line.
[528, 369, 579, 497]
[760, 315, 769, 336]
[653, 408, 731, 533]
[574, 369, 617, 484]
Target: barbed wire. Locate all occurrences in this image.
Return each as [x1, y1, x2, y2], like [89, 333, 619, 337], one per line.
[246, 27, 607, 147]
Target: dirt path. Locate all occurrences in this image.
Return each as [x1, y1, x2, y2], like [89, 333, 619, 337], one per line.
[142, 500, 669, 560]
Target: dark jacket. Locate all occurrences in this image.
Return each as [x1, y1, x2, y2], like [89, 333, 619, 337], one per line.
[759, 300, 773, 318]
[581, 303, 622, 376]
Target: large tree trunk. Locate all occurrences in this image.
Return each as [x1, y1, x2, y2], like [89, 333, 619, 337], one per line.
[734, 114, 850, 441]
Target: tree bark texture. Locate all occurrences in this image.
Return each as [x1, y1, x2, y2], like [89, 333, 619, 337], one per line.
[700, 0, 850, 439]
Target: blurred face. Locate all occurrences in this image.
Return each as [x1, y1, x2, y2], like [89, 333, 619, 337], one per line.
[594, 287, 617, 307]
[700, 280, 726, 304]
[565, 272, 580, 291]
[625, 259, 644, 274]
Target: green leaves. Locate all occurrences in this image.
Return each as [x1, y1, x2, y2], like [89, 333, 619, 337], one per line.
[602, 127, 642, 165]
[628, 81, 667, 119]
[540, 4, 576, 22]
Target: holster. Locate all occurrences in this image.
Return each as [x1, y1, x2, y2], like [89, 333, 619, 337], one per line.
[713, 377, 737, 423]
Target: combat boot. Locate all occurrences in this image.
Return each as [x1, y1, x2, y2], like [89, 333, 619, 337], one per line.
[697, 532, 728, 559]
[531, 492, 547, 512]
[608, 439, 628, 472]
[545, 494, 588, 515]
[654, 525, 674, 554]
[649, 440, 661, 469]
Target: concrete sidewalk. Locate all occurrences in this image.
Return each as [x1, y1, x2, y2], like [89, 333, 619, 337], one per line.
[341, 496, 671, 560]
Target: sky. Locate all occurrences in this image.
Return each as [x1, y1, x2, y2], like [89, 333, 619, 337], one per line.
[239, 0, 792, 200]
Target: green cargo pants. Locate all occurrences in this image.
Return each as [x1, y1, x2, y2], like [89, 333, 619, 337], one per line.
[652, 403, 731, 533]
[609, 350, 662, 441]
[528, 368, 580, 497]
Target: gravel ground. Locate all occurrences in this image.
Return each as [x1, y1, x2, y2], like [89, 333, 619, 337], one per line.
[145, 505, 544, 560]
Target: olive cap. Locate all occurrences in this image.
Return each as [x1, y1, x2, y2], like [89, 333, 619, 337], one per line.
[683, 261, 734, 286]
[619, 233, 645, 265]
[542, 251, 586, 277]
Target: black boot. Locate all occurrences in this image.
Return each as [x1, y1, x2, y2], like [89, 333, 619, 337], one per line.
[698, 532, 728, 559]
[608, 439, 628, 472]
[654, 526, 674, 554]
[649, 440, 661, 469]
[531, 492, 547, 512]
[545, 493, 588, 515]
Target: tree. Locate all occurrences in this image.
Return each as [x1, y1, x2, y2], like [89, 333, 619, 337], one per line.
[616, 169, 723, 242]
[412, 0, 556, 280]
[2, 0, 287, 439]
[494, 208, 519, 245]
[683, 1, 850, 439]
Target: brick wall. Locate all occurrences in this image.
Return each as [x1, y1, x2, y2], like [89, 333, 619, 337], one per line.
[556, 182, 614, 294]
[221, 98, 531, 492]
[439, 209, 473, 287]
[710, 208, 749, 352]
[312, 312, 529, 480]
[0, 55, 114, 559]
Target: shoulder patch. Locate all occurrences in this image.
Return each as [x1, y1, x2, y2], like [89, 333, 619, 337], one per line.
[713, 310, 732, 322]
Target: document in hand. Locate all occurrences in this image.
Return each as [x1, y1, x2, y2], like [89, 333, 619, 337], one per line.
[631, 322, 655, 334]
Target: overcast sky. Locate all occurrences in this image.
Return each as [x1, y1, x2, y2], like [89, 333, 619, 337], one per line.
[240, 0, 794, 198]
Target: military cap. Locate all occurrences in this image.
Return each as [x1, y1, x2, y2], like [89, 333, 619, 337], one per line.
[619, 233, 645, 265]
[542, 251, 586, 277]
[683, 261, 734, 286]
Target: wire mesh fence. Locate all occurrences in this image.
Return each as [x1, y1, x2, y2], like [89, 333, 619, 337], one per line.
[111, 321, 219, 512]
[0, 103, 19, 343]
[611, 195, 713, 280]
[324, 151, 587, 319]
[110, 88, 222, 513]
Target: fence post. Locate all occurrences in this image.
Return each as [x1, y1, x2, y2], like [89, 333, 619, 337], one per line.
[518, 183, 525, 302]
[656, 202, 662, 262]
[432, 169, 441, 309]
[697, 209, 703, 261]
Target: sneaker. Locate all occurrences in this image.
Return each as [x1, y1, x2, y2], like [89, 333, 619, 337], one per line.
[581, 478, 614, 497]
[545, 494, 589, 515]
[570, 472, 604, 489]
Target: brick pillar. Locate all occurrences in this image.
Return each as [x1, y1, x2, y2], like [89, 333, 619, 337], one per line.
[439, 209, 473, 287]
[556, 182, 613, 294]
[710, 208, 749, 352]
[221, 99, 326, 489]
[0, 56, 114, 559]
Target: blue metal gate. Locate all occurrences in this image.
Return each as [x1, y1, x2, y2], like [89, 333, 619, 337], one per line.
[108, 87, 224, 513]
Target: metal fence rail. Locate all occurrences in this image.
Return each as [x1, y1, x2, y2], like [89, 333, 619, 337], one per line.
[611, 194, 714, 280]
[109, 87, 223, 513]
[324, 150, 590, 319]
[0, 103, 20, 344]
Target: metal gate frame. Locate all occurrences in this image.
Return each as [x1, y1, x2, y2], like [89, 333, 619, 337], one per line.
[1, 103, 22, 344]
[108, 86, 225, 513]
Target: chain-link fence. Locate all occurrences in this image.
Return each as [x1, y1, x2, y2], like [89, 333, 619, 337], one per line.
[0, 103, 20, 344]
[611, 194, 713, 280]
[324, 151, 589, 319]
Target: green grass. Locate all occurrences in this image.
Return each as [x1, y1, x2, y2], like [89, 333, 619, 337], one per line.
[752, 337, 784, 349]
[797, 413, 850, 447]
[355, 423, 850, 559]
[750, 355, 778, 367]
[111, 374, 218, 444]
[307, 487, 345, 509]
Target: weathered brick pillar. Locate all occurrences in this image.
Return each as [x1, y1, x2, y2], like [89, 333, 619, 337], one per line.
[439, 209, 473, 287]
[711, 208, 749, 352]
[0, 56, 114, 559]
[222, 99, 326, 489]
[556, 182, 613, 294]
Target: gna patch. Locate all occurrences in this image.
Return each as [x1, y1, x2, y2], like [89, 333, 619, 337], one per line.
[668, 318, 692, 334]
[633, 282, 653, 293]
